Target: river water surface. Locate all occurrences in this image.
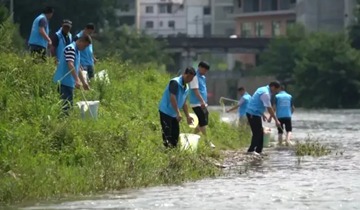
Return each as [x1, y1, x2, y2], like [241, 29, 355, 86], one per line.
[23, 109, 360, 210]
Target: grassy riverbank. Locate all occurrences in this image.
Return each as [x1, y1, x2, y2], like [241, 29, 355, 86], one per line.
[0, 53, 250, 205]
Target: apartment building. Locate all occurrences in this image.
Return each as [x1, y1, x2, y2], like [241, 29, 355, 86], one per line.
[114, 0, 138, 27]
[211, 0, 235, 36]
[232, 0, 296, 70]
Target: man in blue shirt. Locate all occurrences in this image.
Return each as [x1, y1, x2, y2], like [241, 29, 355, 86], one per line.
[274, 86, 295, 146]
[226, 87, 251, 125]
[159, 67, 196, 148]
[51, 19, 73, 63]
[28, 6, 54, 62]
[53, 35, 92, 114]
[73, 23, 97, 81]
[246, 81, 281, 156]
[189, 61, 215, 148]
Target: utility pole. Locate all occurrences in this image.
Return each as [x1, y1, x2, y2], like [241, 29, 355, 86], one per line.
[135, 0, 141, 31]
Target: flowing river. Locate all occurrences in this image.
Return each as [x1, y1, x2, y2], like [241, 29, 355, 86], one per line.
[22, 109, 360, 210]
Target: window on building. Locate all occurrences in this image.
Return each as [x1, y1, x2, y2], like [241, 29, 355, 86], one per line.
[255, 22, 264, 37]
[238, 0, 242, 8]
[167, 4, 172, 13]
[244, 0, 260, 12]
[159, 21, 163, 27]
[203, 23, 212, 37]
[223, 6, 234, 14]
[204, 6, 211, 15]
[271, 0, 278, 10]
[145, 21, 154, 29]
[168, 20, 175, 28]
[272, 21, 281, 36]
[286, 19, 295, 28]
[241, 22, 252, 37]
[145, 6, 154, 13]
[159, 4, 166, 13]
[279, 0, 291, 10]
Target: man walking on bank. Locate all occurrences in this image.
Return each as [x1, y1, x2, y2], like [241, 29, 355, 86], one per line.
[51, 19, 73, 63]
[189, 61, 215, 148]
[274, 85, 295, 146]
[53, 35, 92, 114]
[73, 23, 97, 81]
[159, 67, 196, 148]
[246, 81, 281, 156]
[28, 6, 54, 61]
[226, 87, 252, 125]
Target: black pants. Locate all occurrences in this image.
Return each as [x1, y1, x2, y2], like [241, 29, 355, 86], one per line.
[246, 113, 264, 153]
[278, 118, 292, 134]
[192, 106, 209, 127]
[159, 111, 179, 148]
[29, 44, 47, 62]
[58, 84, 74, 115]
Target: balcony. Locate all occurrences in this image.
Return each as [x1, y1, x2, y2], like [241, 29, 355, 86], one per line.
[232, 8, 295, 18]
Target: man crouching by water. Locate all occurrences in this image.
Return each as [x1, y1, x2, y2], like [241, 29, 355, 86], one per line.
[246, 81, 281, 156]
[159, 67, 196, 148]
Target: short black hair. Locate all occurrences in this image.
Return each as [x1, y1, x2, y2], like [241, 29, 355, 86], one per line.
[184, 67, 196, 75]
[269, 81, 281, 88]
[238, 87, 245, 91]
[43, 6, 54, 14]
[78, 34, 92, 44]
[198, 61, 210, 70]
[85, 23, 95, 30]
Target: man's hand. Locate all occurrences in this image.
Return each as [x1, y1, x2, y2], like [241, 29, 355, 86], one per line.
[48, 39, 52, 46]
[275, 119, 281, 128]
[176, 113, 182, 122]
[75, 78, 82, 89]
[200, 100, 206, 109]
[186, 116, 194, 125]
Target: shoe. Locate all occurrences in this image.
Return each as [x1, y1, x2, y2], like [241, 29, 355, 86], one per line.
[258, 152, 268, 157]
[247, 151, 261, 157]
[209, 142, 216, 148]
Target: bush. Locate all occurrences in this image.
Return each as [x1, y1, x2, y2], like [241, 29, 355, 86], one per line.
[0, 53, 249, 205]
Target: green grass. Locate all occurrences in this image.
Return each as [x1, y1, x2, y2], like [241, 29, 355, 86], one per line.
[0, 53, 250, 206]
[294, 139, 332, 157]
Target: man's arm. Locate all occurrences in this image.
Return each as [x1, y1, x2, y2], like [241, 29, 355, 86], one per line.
[226, 98, 243, 112]
[64, 46, 80, 88]
[38, 18, 51, 45]
[182, 102, 191, 118]
[50, 34, 59, 57]
[78, 67, 89, 90]
[189, 76, 206, 107]
[169, 81, 181, 120]
[261, 93, 280, 125]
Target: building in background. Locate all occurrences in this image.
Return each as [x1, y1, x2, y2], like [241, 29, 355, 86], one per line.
[344, 0, 357, 28]
[211, 0, 235, 36]
[185, 0, 212, 37]
[114, 0, 138, 28]
[232, 0, 296, 71]
[296, 0, 345, 33]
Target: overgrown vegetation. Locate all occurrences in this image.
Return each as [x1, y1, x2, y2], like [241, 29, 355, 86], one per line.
[294, 140, 332, 157]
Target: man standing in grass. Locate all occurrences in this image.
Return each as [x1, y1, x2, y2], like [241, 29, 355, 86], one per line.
[53, 35, 92, 114]
[246, 81, 281, 156]
[73, 23, 97, 81]
[51, 19, 73, 63]
[226, 87, 252, 125]
[159, 67, 196, 148]
[28, 6, 54, 62]
[189, 61, 215, 148]
[274, 85, 295, 146]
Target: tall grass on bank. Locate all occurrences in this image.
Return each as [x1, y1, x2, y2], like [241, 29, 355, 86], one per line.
[0, 53, 249, 205]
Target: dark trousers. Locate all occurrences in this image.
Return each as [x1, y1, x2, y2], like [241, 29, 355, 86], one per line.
[159, 111, 179, 148]
[82, 65, 95, 79]
[29, 44, 47, 62]
[58, 84, 74, 114]
[247, 113, 264, 153]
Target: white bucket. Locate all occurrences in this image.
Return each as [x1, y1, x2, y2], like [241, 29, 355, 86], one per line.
[179, 133, 200, 152]
[76, 101, 100, 119]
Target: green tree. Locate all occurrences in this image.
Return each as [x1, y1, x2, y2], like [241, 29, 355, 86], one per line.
[0, 5, 24, 52]
[94, 26, 172, 66]
[348, 0, 360, 49]
[256, 24, 306, 83]
[293, 33, 360, 108]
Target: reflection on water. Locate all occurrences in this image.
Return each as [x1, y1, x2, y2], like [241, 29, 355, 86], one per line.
[23, 109, 360, 210]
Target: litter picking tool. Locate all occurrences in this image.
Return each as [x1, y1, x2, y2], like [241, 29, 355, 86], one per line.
[219, 97, 238, 113]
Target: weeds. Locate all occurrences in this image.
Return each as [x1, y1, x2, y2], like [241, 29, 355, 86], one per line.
[0, 52, 249, 205]
[294, 139, 332, 157]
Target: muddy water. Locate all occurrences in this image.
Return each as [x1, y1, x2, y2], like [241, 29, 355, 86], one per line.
[23, 109, 360, 210]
